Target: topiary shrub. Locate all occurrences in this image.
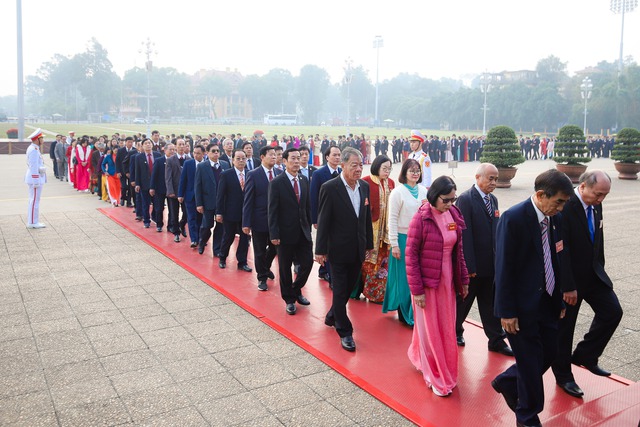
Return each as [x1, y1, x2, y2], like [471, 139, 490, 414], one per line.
[553, 125, 591, 165]
[479, 125, 525, 168]
[611, 127, 640, 163]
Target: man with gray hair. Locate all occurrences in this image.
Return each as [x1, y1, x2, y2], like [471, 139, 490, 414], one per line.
[455, 163, 513, 356]
[552, 170, 622, 398]
[54, 135, 68, 182]
[315, 147, 373, 352]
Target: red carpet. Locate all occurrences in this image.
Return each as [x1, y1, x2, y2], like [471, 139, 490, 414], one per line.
[100, 207, 638, 426]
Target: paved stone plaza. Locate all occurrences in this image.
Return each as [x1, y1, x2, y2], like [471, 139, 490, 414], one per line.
[0, 153, 637, 426]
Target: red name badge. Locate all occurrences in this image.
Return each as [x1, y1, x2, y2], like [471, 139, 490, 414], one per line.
[556, 240, 564, 253]
[494, 210, 500, 218]
[448, 223, 457, 231]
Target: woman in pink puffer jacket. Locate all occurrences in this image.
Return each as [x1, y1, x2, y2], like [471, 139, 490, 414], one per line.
[405, 175, 469, 397]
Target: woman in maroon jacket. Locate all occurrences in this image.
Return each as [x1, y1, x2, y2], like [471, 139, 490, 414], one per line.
[405, 175, 469, 397]
[359, 155, 395, 303]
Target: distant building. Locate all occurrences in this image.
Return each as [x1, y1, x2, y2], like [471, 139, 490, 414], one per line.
[190, 68, 253, 122]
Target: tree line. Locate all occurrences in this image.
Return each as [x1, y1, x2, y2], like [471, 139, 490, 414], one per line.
[4, 38, 639, 134]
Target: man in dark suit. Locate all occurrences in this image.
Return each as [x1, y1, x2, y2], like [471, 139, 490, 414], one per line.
[165, 143, 183, 242]
[133, 139, 161, 228]
[242, 142, 261, 172]
[298, 145, 317, 181]
[216, 149, 252, 272]
[195, 144, 230, 256]
[243, 146, 280, 291]
[268, 148, 313, 315]
[491, 169, 573, 427]
[315, 147, 373, 352]
[178, 144, 205, 248]
[552, 170, 622, 398]
[310, 146, 342, 284]
[117, 137, 136, 207]
[455, 163, 513, 356]
[219, 138, 234, 164]
[150, 144, 171, 232]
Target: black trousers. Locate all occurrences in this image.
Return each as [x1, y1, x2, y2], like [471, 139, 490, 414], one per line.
[167, 196, 180, 234]
[252, 230, 277, 282]
[455, 275, 506, 349]
[199, 211, 223, 256]
[494, 295, 558, 426]
[552, 284, 622, 383]
[120, 175, 132, 205]
[152, 194, 166, 228]
[219, 220, 249, 266]
[326, 260, 361, 338]
[277, 239, 313, 304]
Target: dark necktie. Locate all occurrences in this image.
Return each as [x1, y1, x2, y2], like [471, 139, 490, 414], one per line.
[247, 159, 253, 170]
[293, 177, 300, 202]
[484, 195, 492, 216]
[331, 170, 339, 178]
[179, 156, 185, 166]
[540, 218, 555, 296]
[268, 170, 273, 181]
[587, 205, 595, 243]
[147, 153, 153, 175]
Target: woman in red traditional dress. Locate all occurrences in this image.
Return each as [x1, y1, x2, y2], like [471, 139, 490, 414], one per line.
[74, 138, 92, 192]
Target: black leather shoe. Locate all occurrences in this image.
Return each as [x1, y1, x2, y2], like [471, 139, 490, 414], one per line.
[489, 345, 514, 357]
[198, 243, 205, 255]
[239, 264, 252, 273]
[267, 271, 275, 280]
[318, 273, 330, 282]
[257, 281, 268, 291]
[457, 336, 465, 347]
[491, 379, 517, 412]
[135, 216, 142, 221]
[341, 336, 356, 352]
[557, 381, 584, 398]
[572, 357, 611, 376]
[174, 235, 180, 243]
[516, 421, 542, 427]
[181, 228, 187, 237]
[144, 224, 150, 228]
[286, 303, 296, 315]
[324, 316, 335, 327]
[156, 227, 162, 232]
[296, 295, 310, 305]
[190, 242, 198, 248]
[218, 261, 226, 269]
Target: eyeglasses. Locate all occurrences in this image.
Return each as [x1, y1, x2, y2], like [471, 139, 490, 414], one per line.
[408, 169, 421, 174]
[210, 150, 219, 153]
[439, 196, 458, 204]
[380, 166, 393, 172]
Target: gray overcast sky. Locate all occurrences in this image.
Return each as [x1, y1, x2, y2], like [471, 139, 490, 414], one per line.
[1, 0, 639, 97]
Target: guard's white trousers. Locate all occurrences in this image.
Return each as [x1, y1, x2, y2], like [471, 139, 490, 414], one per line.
[27, 184, 42, 225]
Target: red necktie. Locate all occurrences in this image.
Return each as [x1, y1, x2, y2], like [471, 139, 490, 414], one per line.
[147, 153, 153, 174]
[268, 170, 273, 181]
[239, 172, 245, 191]
[293, 177, 300, 202]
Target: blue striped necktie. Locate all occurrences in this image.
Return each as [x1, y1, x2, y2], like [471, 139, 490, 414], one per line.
[587, 206, 595, 243]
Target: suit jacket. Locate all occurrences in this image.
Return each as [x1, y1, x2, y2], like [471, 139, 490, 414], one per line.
[178, 158, 198, 202]
[560, 192, 612, 292]
[299, 165, 317, 181]
[116, 146, 135, 175]
[243, 166, 281, 233]
[315, 177, 373, 264]
[219, 153, 232, 164]
[244, 157, 261, 172]
[150, 156, 168, 195]
[310, 164, 340, 224]
[165, 155, 182, 196]
[494, 198, 564, 326]
[268, 172, 312, 244]
[133, 151, 161, 191]
[216, 168, 246, 222]
[194, 160, 229, 210]
[455, 185, 498, 277]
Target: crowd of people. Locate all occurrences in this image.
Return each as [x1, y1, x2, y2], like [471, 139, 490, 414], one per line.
[26, 126, 622, 427]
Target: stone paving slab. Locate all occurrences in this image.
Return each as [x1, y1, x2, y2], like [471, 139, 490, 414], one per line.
[0, 153, 637, 425]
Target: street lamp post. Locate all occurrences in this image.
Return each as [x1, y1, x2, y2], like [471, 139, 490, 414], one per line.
[16, 0, 24, 140]
[610, 0, 637, 130]
[373, 36, 383, 127]
[580, 76, 593, 136]
[139, 38, 156, 136]
[480, 72, 491, 135]
[344, 57, 354, 136]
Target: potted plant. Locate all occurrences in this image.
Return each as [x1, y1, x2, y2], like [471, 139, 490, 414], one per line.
[553, 125, 591, 183]
[479, 125, 525, 188]
[611, 127, 640, 180]
[6, 128, 18, 139]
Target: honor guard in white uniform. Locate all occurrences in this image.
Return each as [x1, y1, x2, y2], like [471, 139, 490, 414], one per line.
[25, 128, 47, 229]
